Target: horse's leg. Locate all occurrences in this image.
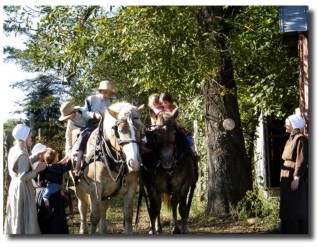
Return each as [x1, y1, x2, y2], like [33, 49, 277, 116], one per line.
[98, 199, 108, 234]
[122, 177, 138, 234]
[88, 183, 102, 234]
[181, 183, 196, 234]
[179, 192, 190, 234]
[155, 211, 162, 233]
[171, 194, 181, 234]
[146, 188, 161, 234]
[75, 181, 89, 234]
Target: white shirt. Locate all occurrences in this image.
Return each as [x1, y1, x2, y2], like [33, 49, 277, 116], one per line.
[65, 111, 87, 152]
[82, 94, 110, 119]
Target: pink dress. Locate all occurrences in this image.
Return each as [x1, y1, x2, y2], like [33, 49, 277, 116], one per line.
[166, 105, 176, 112]
[153, 106, 163, 115]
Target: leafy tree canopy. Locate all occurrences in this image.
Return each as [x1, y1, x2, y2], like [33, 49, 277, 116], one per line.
[3, 5, 298, 146]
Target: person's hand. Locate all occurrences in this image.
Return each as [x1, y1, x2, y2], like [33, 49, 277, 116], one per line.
[60, 155, 70, 164]
[291, 177, 300, 191]
[37, 148, 48, 158]
[94, 112, 102, 120]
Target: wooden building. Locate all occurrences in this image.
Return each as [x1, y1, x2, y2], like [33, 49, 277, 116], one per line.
[254, 6, 309, 195]
[280, 6, 309, 137]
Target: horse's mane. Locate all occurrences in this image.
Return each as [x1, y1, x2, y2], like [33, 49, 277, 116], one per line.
[157, 110, 177, 126]
[108, 102, 142, 127]
[157, 111, 189, 151]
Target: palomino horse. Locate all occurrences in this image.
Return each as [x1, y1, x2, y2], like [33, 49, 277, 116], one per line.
[74, 102, 144, 234]
[141, 109, 198, 234]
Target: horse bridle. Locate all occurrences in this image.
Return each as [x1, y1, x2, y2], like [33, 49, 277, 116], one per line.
[112, 122, 140, 146]
[91, 114, 142, 198]
[97, 119, 140, 163]
[152, 124, 181, 171]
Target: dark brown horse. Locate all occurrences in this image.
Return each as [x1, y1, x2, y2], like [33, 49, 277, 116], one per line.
[140, 109, 198, 234]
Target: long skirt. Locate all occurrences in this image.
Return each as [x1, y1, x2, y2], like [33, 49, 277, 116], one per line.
[36, 188, 69, 234]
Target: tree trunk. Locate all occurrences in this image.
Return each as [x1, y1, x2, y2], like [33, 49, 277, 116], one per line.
[198, 6, 252, 215]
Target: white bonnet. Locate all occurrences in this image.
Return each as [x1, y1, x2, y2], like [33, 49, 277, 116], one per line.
[12, 124, 31, 142]
[31, 143, 47, 155]
[288, 114, 305, 129]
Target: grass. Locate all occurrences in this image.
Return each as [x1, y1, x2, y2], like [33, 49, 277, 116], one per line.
[64, 187, 279, 234]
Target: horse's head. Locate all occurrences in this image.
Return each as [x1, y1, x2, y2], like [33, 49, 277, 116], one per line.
[151, 109, 179, 170]
[150, 107, 179, 127]
[104, 102, 144, 172]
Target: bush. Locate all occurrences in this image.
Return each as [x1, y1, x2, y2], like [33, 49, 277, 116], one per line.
[236, 189, 279, 229]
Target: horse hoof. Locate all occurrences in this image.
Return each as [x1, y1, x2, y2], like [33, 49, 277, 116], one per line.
[172, 228, 181, 234]
[182, 229, 189, 234]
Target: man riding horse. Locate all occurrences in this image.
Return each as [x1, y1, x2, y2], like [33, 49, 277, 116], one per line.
[59, 81, 115, 176]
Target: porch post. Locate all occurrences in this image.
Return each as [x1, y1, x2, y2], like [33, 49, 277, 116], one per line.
[298, 32, 309, 137]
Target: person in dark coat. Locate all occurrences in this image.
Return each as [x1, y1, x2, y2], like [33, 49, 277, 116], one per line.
[39, 149, 71, 211]
[36, 188, 69, 234]
[280, 112, 308, 234]
[36, 148, 72, 234]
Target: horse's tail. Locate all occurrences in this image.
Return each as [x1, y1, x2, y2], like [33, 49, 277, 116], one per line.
[163, 193, 172, 211]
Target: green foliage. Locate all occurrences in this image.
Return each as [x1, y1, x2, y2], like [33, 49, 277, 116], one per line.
[4, 6, 297, 129]
[236, 189, 279, 228]
[230, 6, 298, 119]
[3, 6, 300, 215]
[236, 190, 263, 218]
[95, 6, 207, 104]
[8, 74, 67, 153]
[3, 119, 19, 133]
[3, 6, 37, 35]
[188, 188, 207, 218]
[227, 6, 298, 157]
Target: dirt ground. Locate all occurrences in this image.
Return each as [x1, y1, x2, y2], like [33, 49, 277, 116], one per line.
[65, 192, 279, 235]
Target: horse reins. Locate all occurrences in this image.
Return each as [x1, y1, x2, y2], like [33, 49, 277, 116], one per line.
[94, 117, 141, 182]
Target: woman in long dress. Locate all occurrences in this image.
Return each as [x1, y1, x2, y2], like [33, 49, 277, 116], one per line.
[280, 113, 308, 234]
[4, 124, 46, 234]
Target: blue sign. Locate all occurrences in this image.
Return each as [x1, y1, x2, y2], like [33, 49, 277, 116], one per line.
[279, 6, 308, 32]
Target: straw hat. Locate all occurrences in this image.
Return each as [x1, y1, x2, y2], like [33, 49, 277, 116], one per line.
[93, 80, 115, 93]
[59, 102, 75, 121]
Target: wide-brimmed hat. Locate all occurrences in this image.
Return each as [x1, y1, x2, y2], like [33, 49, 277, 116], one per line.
[59, 102, 75, 121]
[93, 80, 115, 94]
